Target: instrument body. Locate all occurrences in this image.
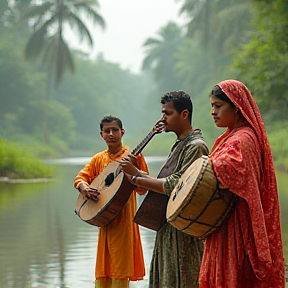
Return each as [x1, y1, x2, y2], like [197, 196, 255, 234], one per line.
[75, 161, 135, 227]
[166, 155, 236, 238]
[133, 134, 203, 231]
[75, 128, 160, 227]
[133, 192, 168, 231]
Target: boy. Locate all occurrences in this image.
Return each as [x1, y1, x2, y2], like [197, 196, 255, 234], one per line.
[74, 115, 148, 288]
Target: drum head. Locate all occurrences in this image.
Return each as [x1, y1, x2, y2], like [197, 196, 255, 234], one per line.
[167, 155, 217, 221]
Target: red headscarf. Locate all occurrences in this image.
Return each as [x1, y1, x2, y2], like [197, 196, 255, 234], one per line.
[216, 80, 279, 217]
[200, 79, 285, 287]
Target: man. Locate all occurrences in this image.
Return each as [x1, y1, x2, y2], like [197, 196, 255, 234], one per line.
[119, 91, 209, 288]
[74, 115, 148, 288]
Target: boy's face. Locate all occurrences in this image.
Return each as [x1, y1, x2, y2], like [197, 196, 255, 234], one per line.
[100, 121, 124, 148]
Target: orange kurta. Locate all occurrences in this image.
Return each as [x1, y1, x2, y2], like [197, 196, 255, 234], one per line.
[74, 146, 148, 281]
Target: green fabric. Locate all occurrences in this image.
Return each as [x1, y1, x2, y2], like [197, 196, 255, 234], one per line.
[149, 130, 209, 288]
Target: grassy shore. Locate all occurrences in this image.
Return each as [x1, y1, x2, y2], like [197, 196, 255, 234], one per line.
[0, 139, 55, 180]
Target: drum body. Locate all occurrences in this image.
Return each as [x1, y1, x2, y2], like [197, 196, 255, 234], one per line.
[166, 155, 235, 238]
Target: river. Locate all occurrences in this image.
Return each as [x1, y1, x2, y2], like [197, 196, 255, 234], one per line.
[0, 156, 287, 288]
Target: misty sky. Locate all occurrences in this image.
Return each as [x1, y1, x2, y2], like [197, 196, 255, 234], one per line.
[70, 0, 185, 74]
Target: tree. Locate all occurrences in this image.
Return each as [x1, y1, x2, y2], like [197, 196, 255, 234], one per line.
[232, 0, 288, 123]
[21, 0, 105, 86]
[19, 0, 105, 144]
[178, 0, 252, 77]
[142, 22, 185, 93]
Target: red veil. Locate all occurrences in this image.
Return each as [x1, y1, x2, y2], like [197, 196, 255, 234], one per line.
[199, 80, 285, 287]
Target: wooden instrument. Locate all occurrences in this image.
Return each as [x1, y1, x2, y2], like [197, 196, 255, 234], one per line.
[133, 191, 168, 231]
[132, 134, 205, 231]
[75, 126, 162, 227]
[166, 155, 236, 238]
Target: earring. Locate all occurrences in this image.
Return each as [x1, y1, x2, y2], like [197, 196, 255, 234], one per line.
[235, 108, 239, 114]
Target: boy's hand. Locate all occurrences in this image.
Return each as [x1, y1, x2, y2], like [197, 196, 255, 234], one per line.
[78, 183, 100, 202]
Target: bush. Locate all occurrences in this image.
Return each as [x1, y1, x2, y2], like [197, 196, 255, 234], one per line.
[0, 139, 55, 179]
[267, 122, 288, 171]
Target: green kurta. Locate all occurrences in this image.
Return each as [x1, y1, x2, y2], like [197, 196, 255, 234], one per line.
[149, 129, 209, 288]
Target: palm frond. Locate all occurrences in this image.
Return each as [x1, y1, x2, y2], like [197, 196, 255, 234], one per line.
[143, 38, 162, 47]
[42, 34, 74, 85]
[21, 2, 53, 28]
[56, 37, 74, 84]
[23, 0, 105, 85]
[73, 3, 106, 29]
[65, 11, 94, 46]
[25, 25, 48, 60]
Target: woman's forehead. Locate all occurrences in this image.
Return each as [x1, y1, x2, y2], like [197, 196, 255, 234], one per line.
[210, 95, 224, 103]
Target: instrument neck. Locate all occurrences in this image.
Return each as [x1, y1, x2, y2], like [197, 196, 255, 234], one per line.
[131, 130, 156, 156]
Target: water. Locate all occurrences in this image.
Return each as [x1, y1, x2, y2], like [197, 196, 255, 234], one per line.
[0, 157, 287, 288]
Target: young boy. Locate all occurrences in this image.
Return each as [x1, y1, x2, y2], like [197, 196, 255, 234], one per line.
[74, 115, 148, 288]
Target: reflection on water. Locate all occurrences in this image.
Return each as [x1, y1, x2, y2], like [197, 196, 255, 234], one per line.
[0, 157, 287, 288]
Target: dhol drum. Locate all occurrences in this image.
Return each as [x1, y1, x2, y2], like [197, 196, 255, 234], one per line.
[166, 155, 236, 238]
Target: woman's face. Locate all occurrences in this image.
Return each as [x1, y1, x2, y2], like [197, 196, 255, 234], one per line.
[210, 95, 237, 128]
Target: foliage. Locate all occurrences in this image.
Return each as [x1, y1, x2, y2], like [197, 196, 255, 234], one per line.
[178, 0, 252, 76]
[232, 0, 288, 122]
[142, 22, 185, 93]
[52, 57, 161, 152]
[0, 26, 75, 156]
[0, 21, 45, 135]
[1, 0, 288, 175]
[20, 0, 106, 85]
[267, 121, 288, 170]
[0, 139, 55, 179]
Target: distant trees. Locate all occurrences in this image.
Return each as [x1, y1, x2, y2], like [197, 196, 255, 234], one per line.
[18, 0, 106, 144]
[1, 0, 288, 166]
[233, 0, 288, 123]
[178, 0, 252, 77]
[142, 22, 185, 93]
[21, 0, 105, 85]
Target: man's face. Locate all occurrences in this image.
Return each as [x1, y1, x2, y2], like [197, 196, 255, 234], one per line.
[100, 121, 124, 148]
[161, 102, 181, 133]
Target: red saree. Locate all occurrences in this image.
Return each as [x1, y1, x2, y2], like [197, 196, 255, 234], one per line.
[199, 80, 285, 287]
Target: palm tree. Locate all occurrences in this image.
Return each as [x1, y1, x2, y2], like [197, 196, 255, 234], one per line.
[21, 0, 105, 144]
[142, 22, 185, 93]
[22, 0, 105, 86]
[178, 0, 252, 76]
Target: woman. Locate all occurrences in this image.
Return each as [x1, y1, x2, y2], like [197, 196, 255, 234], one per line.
[199, 80, 285, 287]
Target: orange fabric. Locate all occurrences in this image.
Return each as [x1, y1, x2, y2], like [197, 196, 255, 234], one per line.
[74, 146, 148, 281]
[199, 80, 285, 287]
[95, 277, 129, 288]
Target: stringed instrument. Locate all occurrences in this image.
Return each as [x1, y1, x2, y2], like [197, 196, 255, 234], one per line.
[75, 123, 163, 227]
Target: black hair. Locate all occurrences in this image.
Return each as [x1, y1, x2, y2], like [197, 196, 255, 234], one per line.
[100, 115, 123, 131]
[160, 90, 193, 123]
[211, 85, 235, 106]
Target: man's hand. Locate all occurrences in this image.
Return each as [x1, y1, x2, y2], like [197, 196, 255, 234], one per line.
[153, 118, 165, 134]
[118, 157, 140, 176]
[127, 154, 138, 166]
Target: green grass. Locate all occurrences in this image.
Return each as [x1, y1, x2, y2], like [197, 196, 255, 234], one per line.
[0, 139, 55, 179]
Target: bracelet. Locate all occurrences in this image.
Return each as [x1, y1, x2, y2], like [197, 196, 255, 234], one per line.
[131, 175, 138, 184]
